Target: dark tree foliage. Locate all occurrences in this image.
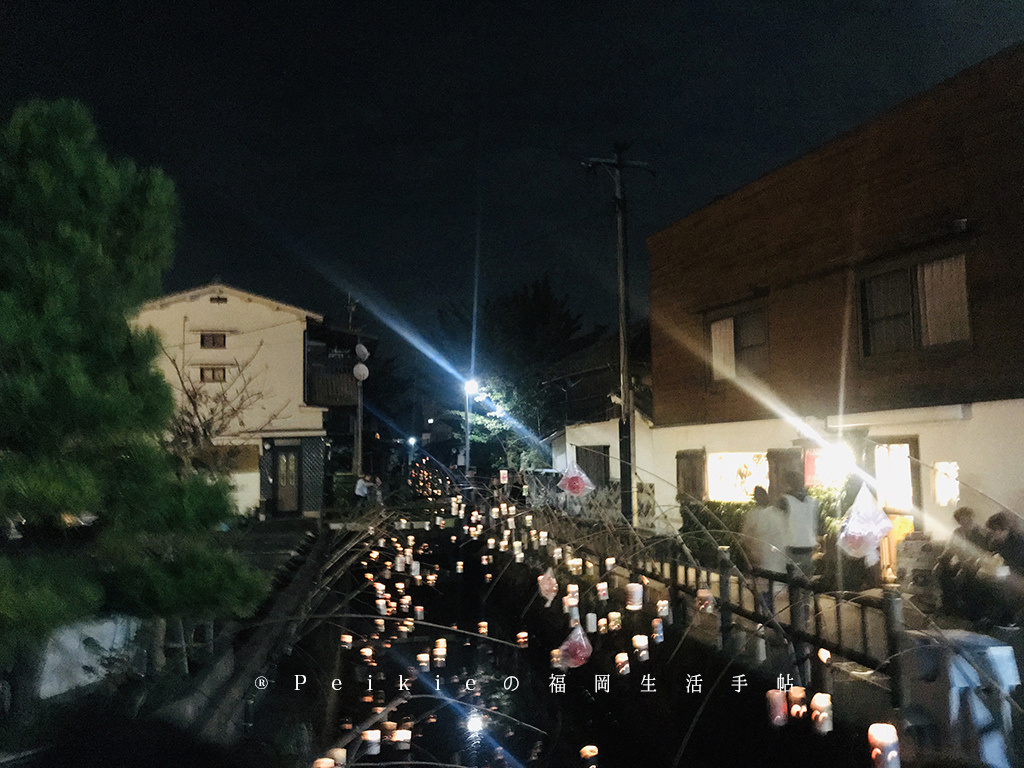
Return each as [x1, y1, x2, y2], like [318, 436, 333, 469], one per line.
[436, 276, 603, 472]
[0, 101, 265, 667]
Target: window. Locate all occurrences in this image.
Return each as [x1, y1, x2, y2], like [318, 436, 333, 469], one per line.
[871, 438, 921, 513]
[707, 452, 769, 502]
[200, 333, 226, 349]
[199, 366, 226, 383]
[576, 445, 610, 488]
[710, 309, 767, 380]
[861, 254, 969, 357]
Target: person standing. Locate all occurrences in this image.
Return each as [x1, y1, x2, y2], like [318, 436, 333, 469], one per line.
[781, 470, 819, 580]
[354, 475, 369, 506]
[742, 486, 788, 613]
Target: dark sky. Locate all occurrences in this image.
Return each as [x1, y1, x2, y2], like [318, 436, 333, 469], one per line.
[3, 1, 1024, 380]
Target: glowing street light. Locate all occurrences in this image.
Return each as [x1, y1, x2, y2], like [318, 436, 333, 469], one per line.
[466, 712, 484, 733]
[464, 379, 479, 396]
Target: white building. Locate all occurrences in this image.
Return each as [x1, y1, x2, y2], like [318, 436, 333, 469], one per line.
[136, 283, 328, 517]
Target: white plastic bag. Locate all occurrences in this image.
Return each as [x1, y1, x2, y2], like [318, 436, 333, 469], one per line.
[838, 484, 892, 566]
[557, 460, 596, 497]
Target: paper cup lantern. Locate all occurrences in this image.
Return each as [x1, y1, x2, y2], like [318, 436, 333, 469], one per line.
[626, 583, 643, 611]
[766, 689, 788, 727]
[868, 724, 900, 768]
[810, 693, 833, 735]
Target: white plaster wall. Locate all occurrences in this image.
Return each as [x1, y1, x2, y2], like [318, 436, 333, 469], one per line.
[231, 470, 261, 515]
[564, 399, 1024, 538]
[136, 286, 326, 438]
[868, 399, 1024, 538]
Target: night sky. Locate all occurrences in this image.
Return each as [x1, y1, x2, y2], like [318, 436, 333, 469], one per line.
[3, 1, 1024, 378]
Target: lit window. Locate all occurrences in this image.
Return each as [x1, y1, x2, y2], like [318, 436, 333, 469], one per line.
[935, 461, 960, 507]
[874, 443, 914, 511]
[707, 452, 769, 502]
[200, 333, 226, 349]
[199, 366, 226, 383]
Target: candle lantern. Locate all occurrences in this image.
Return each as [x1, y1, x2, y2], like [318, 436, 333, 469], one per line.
[362, 730, 381, 755]
[517, 631, 529, 648]
[374, 582, 386, 595]
[868, 724, 900, 768]
[525, 515, 533, 528]
[597, 582, 609, 601]
[615, 652, 630, 675]
[393, 729, 412, 750]
[375, 619, 386, 633]
[499, 539, 508, 552]
[651, 618, 664, 644]
[568, 558, 583, 576]
[415, 605, 424, 620]
[810, 693, 833, 735]
[632, 634, 650, 662]
[567, 583, 580, 600]
[394, 581, 405, 594]
[586, 560, 596, 576]
[788, 686, 808, 719]
[608, 612, 622, 631]
[625, 583, 643, 611]
[766, 689, 788, 727]
[376, 599, 388, 616]
[605, 557, 616, 572]
[426, 572, 437, 586]
[540, 531, 549, 546]
[696, 587, 715, 613]
[491, 507, 500, 519]
[407, 535, 415, 547]
[569, 606, 580, 627]
[410, 561, 421, 577]
[395, 555, 406, 573]
[400, 595, 412, 613]
[515, 550, 525, 563]
[551, 649, 562, 668]
[487, 538, 496, 550]
[417, 653, 430, 670]
[585, 612, 598, 633]
[598, 618, 608, 634]
[432, 648, 446, 668]
[398, 518, 408, 530]
[456, 560, 464, 574]
[482, 555, 489, 566]
[340, 633, 353, 649]
[562, 595, 573, 614]
[507, 517, 516, 530]
[656, 599, 670, 618]
[553, 547, 562, 563]
[484, 572, 492, 582]
[478, 621, 489, 635]
[580, 745, 599, 768]
[327, 747, 347, 766]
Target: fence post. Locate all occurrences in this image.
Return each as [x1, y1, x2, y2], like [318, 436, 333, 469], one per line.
[718, 546, 735, 653]
[883, 585, 907, 708]
[787, 563, 811, 686]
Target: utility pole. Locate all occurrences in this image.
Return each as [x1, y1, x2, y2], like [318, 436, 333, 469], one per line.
[584, 143, 653, 526]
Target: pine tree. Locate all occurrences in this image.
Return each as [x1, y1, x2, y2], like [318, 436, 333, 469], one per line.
[0, 101, 265, 691]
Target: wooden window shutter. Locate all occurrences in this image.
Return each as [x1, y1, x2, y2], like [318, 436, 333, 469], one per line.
[676, 449, 707, 502]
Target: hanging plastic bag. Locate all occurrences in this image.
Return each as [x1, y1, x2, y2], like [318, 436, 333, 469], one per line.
[537, 568, 558, 607]
[554, 624, 592, 669]
[558, 460, 596, 497]
[838, 484, 892, 566]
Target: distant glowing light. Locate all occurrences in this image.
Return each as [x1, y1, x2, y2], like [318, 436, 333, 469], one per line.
[408, 437, 417, 446]
[935, 461, 960, 506]
[815, 443, 856, 487]
[464, 379, 479, 396]
[466, 712, 483, 733]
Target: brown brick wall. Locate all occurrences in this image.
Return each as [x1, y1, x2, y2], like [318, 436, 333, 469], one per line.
[649, 45, 1024, 426]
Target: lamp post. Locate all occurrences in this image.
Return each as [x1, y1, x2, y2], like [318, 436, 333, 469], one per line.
[464, 379, 478, 478]
[353, 343, 370, 476]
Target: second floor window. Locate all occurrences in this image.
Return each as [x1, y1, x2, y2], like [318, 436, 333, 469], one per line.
[862, 254, 969, 357]
[200, 366, 226, 383]
[200, 333, 226, 348]
[710, 309, 768, 380]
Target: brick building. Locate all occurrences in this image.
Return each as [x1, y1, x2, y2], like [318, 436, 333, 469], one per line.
[557, 45, 1024, 537]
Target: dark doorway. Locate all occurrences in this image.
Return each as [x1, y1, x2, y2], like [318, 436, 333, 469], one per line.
[274, 445, 301, 515]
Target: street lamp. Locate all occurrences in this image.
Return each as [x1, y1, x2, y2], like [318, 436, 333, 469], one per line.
[466, 712, 483, 733]
[353, 343, 370, 476]
[463, 379, 479, 478]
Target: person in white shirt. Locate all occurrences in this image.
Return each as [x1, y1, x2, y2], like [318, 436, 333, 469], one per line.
[780, 470, 819, 579]
[354, 475, 370, 506]
[742, 486, 788, 612]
